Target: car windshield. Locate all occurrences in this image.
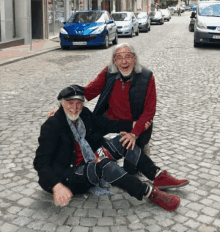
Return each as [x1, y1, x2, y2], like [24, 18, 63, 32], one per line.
[198, 3, 220, 17]
[112, 13, 130, 21]
[149, 12, 155, 16]
[161, 10, 168, 14]
[68, 12, 105, 23]
[155, 12, 162, 17]
[136, 13, 147, 19]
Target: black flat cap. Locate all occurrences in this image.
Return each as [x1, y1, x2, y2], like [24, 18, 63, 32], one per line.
[57, 85, 85, 101]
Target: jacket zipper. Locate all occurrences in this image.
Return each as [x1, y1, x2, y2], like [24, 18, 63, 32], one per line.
[122, 81, 125, 90]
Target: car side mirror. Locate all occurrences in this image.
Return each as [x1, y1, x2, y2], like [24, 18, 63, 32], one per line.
[109, 20, 114, 24]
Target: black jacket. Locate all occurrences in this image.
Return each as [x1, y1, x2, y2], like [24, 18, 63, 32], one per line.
[34, 106, 132, 193]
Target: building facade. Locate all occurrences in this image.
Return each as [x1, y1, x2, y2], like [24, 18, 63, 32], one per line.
[0, 0, 32, 48]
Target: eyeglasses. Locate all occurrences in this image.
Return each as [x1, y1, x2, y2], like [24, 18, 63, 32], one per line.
[114, 53, 135, 63]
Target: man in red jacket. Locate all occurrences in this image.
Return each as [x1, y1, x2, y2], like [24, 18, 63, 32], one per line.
[84, 43, 156, 154]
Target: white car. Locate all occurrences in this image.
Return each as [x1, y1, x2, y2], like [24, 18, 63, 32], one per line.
[111, 12, 139, 37]
[160, 9, 171, 21]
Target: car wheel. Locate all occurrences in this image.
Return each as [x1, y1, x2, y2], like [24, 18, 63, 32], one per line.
[129, 28, 134, 38]
[135, 28, 139, 36]
[145, 27, 148, 33]
[61, 45, 69, 50]
[103, 34, 109, 49]
[189, 25, 194, 32]
[194, 39, 200, 47]
[167, 19, 170, 21]
[112, 33, 118, 45]
[148, 26, 151, 31]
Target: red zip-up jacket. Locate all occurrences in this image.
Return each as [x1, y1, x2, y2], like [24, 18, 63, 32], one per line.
[84, 66, 157, 137]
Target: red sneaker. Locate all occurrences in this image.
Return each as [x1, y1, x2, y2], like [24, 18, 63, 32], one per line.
[154, 170, 189, 190]
[148, 187, 180, 211]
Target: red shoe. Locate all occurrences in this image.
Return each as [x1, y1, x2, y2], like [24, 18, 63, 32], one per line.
[148, 187, 180, 211]
[154, 170, 189, 190]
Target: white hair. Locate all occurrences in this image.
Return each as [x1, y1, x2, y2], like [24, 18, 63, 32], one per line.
[108, 43, 142, 74]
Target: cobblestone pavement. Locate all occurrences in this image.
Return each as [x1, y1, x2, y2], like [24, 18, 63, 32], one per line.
[0, 11, 220, 232]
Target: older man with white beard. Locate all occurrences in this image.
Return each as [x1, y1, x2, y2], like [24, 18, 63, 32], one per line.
[34, 85, 189, 211]
[83, 43, 155, 159]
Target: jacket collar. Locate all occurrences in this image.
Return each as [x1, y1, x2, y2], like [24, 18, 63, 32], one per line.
[114, 71, 135, 83]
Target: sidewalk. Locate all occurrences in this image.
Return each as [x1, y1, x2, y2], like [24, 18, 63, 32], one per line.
[0, 38, 60, 66]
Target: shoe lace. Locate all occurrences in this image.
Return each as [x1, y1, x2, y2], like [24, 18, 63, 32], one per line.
[152, 189, 174, 204]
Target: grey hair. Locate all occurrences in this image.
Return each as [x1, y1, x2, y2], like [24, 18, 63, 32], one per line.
[108, 43, 142, 74]
[60, 99, 85, 106]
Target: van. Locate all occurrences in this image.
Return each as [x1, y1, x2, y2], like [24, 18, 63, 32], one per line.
[193, 1, 220, 47]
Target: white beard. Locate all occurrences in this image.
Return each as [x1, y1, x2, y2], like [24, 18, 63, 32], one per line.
[119, 69, 133, 77]
[65, 110, 81, 121]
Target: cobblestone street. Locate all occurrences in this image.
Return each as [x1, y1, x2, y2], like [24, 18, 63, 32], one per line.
[0, 11, 220, 232]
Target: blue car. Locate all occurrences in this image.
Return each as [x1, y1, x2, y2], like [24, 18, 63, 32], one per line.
[60, 10, 118, 49]
[191, 5, 197, 11]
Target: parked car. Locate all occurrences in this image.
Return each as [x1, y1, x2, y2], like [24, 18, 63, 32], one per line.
[189, 11, 196, 32]
[134, 12, 151, 32]
[185, 5, 191, 11]
[149, 11, 164, 25]
[193, 1, 220, 47]
[160, 9, 171, 21]
[191, 5, 197, 11]
[180, 7, 185, 13]
[111, 12, 139, 37]
[169, 6, 177, 13]
[59, 10, 118, 49]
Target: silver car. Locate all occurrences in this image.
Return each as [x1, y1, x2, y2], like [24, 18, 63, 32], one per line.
[134, 12, 151, 32]
[111, 12, 139, 37]
[193, 1, 220, 47]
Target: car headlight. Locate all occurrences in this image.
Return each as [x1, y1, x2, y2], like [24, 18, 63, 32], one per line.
[197, 21, 207, 29]
[91, 25, 105, 34]
[60, 28, 68, 34]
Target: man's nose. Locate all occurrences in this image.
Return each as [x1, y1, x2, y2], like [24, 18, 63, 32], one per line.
[121, 57, 127, 63]
[72, 102, 78, 110]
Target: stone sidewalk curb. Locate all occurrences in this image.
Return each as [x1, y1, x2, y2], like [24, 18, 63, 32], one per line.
[0, 45, 61, 67]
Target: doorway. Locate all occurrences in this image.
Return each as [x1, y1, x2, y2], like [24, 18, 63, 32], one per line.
[31, 0, 44, 39]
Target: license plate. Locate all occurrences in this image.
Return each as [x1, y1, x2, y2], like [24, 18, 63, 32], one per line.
[213, 35, 220, 39]
[72, 42, 87, 45]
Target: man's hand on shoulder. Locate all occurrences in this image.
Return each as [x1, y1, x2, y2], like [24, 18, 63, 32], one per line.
[52, 183, 73, 206]
[47, 107, 59, 118]
[119, 132, 137, 150]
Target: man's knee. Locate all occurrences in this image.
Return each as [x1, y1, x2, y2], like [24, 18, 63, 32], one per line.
[103, 136, 126, 159]
[98, 159, 127, 183]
